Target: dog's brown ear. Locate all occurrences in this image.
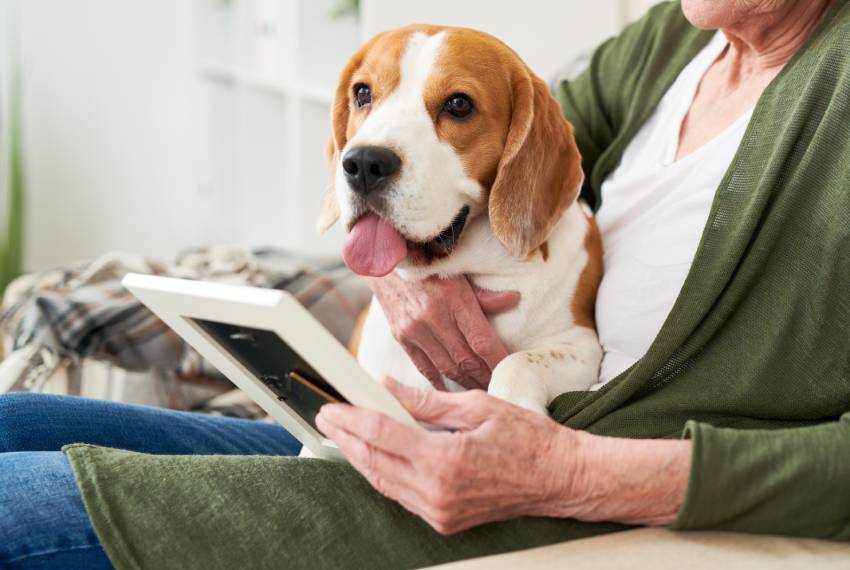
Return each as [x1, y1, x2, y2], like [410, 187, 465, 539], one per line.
[317, 48, 365, 234]
[488, 69, 583, 257]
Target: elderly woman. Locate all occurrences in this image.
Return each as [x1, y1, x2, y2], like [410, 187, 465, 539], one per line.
[1, 0, 849, 567]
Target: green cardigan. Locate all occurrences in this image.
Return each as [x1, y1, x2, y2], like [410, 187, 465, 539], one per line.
[65, 2, 850, 568]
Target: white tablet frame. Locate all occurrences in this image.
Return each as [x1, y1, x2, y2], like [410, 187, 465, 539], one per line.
[122, 273, 419, 461]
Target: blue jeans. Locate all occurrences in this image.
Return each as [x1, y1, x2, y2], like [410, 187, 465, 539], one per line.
[0, 393, 301, 569]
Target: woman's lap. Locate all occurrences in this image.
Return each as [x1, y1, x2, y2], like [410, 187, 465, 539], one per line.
[0, 451, 112, 569]
[0, 392, 301, 568]
[0, 392, 301, 455]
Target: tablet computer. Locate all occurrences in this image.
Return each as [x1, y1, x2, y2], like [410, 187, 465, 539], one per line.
[122, 273, 419, 461]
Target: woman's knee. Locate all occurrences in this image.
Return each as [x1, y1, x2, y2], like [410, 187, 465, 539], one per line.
[0, 392, 64, 452]
[0, 451, 112, 568]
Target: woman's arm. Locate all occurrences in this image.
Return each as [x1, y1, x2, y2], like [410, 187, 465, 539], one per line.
[317, 378, 691, 534]
[320, 378, 850, 539]
[672, 415, 850, 539]
[567, 432, 691, 526]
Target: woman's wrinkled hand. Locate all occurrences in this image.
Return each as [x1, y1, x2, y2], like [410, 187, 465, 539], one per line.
[366, 274, 520, 390]
[316, 377, 585, 535]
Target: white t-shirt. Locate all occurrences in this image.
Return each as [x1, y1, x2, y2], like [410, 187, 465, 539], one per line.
[593, 32, 753, 387]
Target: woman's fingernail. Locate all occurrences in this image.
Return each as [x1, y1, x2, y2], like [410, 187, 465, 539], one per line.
[319, 404, 343, 421]
[380, 375, 396, 386]
[316, 414, 336, 437]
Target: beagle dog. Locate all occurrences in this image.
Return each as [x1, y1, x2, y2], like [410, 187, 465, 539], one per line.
[318, 25, 602, 414]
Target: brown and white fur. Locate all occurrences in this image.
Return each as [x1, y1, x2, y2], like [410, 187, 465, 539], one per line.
[318, 25, 602, 414]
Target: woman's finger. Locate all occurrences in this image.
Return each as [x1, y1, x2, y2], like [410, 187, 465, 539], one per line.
[401, 342, 446, 390]
[317, 403, 431, 458]
[413, 327, 466, 386]
[413, 279, 489, 389]
[421, 324, 489, 390]
[431, 279, 509, 387]
[452, 299, 510, 377]
[473, 287, 521, 315]
[381, 376, 496, 430]
[317, 418, 428, 510]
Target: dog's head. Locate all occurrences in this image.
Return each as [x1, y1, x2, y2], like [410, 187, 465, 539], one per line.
[317, 25, 583, 277]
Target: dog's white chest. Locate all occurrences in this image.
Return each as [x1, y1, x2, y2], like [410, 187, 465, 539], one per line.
[356, 205, 603, 413]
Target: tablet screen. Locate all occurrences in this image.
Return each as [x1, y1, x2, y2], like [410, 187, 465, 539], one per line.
[192, 318, 348, 431]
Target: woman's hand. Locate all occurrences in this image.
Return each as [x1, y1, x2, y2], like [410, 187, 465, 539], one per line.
[317, 377, 578, 533]
[366, 274, 520, 390]
[317, 378, 692, 534]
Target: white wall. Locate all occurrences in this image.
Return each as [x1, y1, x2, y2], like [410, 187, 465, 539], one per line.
[195, 0, 359, 261]
[625, 0, 664, 22]
[10, 0, 663, 273]
[15, 0, 203, 271]
[360, 0, 623, 84]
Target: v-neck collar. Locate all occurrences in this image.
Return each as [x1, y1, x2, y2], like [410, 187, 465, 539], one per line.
[662, 31, 730, 166]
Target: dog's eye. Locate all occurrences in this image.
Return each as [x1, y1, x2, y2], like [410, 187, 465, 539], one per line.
[353, 84, 372, 109]
[443, 94, 474, 119]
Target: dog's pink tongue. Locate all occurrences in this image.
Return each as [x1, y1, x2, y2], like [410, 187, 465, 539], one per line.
[343, 213, 407, 277]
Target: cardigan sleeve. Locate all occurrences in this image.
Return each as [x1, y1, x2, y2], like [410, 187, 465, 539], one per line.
[672, 413, 850, 539]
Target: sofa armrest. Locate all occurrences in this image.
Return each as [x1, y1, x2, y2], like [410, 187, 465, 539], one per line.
[425, 528, 850, 570]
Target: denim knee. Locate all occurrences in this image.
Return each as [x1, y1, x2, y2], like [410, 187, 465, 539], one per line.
[0, 392, 52, 453]
[0, 451, 113, 569]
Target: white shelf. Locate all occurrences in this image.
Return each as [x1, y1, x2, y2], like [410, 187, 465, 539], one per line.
[195, 0, 355, 258]
[199, 59, 334, 105]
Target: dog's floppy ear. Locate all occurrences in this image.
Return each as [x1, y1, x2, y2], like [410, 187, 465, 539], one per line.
[317, 49, 365, 234]
[488, 69, 583, 257]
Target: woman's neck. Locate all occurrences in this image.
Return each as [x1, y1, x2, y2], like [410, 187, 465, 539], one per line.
[721, 0, 833, 74]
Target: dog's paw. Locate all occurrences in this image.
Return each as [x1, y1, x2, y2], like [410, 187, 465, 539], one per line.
[488, 357, 549, 415]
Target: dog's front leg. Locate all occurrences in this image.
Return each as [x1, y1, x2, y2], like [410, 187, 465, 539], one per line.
[487, 329, 602, 414]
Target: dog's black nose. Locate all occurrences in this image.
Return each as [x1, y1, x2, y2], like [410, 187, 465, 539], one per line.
[342, 146, 401, 195]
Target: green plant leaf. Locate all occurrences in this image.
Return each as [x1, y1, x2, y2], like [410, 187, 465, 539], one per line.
[330, 0, 359, 18]
[0, 68, 25, 295]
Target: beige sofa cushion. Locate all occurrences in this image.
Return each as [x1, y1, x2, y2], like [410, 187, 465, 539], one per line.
[428, 528, 850, 569]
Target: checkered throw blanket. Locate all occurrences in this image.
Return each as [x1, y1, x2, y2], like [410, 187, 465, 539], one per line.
[0, 246, 372, 418]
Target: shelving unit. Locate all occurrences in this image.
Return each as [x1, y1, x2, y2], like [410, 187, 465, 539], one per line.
[199, 59, 333, 104]
[196, 0, 357, 256]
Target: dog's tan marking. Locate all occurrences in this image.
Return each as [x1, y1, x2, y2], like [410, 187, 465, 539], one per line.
[424, 29, 514, 193]
[334, 31, 409, 150]
[571, 215, 603, 329]
[318, 29, 410, 231]
[523, 352, 552, 369]
[347, 306, 370, 357]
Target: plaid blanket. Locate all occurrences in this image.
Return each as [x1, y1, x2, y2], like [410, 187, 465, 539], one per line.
[0, 246, 372, 418]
